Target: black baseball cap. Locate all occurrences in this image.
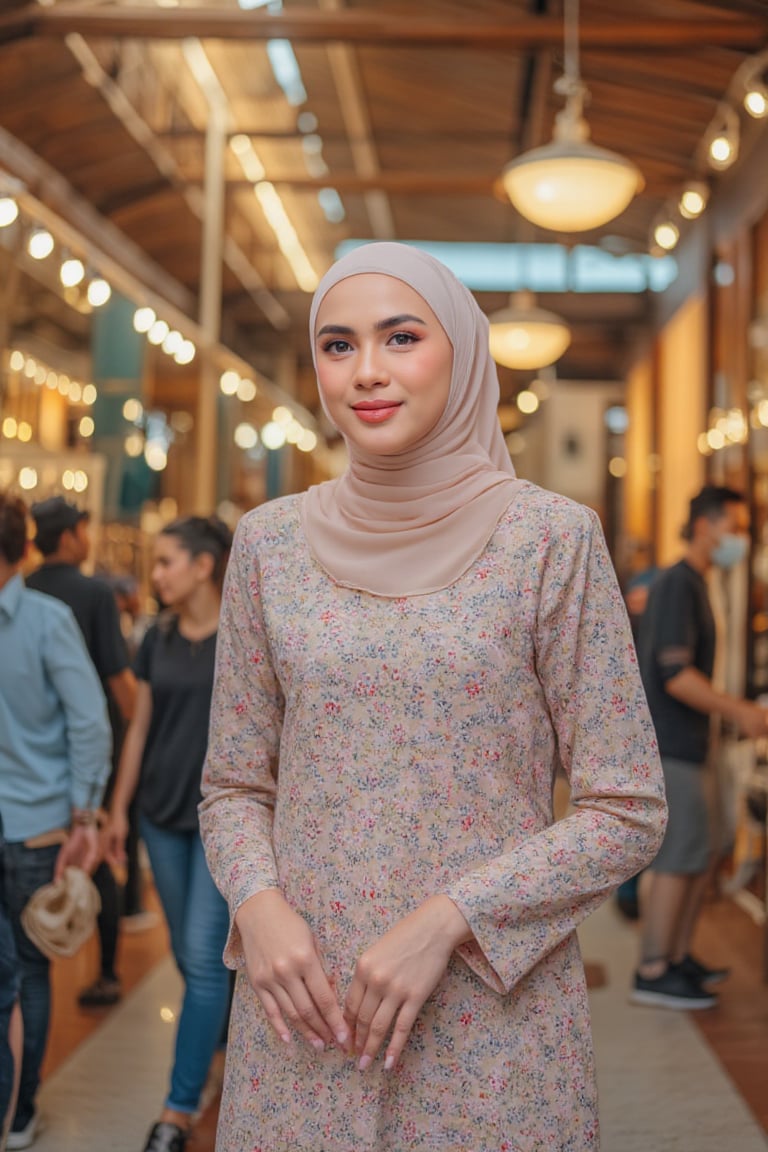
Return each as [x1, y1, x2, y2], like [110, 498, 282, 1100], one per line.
[31, 496, 89, 551]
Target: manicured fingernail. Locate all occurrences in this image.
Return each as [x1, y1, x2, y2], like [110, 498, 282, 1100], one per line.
[335, 1029, 349, 1046]
[384, 1055, 394, 1071]
[358, 1054, 371, 1071]
[280, 1033, 291, 1044]
[311, 1038, 325, 1052]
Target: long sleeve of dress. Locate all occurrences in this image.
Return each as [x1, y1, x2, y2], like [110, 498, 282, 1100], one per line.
[199, 519, 285, 968]
[444, 506, 667, 994]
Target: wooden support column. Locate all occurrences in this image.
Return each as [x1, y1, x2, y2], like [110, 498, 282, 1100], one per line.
[194, 92, 226, 515]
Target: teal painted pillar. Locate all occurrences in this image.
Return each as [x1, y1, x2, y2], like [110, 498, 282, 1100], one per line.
[91, 294, 153, 518]
[266, 445, 285, 500]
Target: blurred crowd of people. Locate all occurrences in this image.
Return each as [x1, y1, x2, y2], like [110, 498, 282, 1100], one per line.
[0, 493, 232, 1152]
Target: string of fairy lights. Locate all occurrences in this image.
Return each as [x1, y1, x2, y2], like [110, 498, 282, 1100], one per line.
[0, 190, 321, 483]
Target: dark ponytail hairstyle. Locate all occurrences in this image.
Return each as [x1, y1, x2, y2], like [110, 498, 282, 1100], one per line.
[159, 515, 233, 585]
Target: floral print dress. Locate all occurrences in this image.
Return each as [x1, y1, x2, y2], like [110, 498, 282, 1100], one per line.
[200, 481, 666, 1152]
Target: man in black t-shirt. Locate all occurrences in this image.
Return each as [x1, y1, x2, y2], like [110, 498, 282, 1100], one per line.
[27, 497, 138, 1008]
[631, 486, 768, 1010]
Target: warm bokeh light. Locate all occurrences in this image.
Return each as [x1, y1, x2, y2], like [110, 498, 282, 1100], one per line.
[0, 198, 19, 228]
[28, 229, 54, 260]
[220, 370, 240, 396]
[237, 377, 257, 403]
[124, 432, 144, 458]
[18, 467, 38, 490]
[261, 421, 288, 450]
[60, 258, 85, 287]
[123, 399, 143, 423]
[516, 390, 540, 415]
[148, 319, 170, 346]
[234, 422, 259, 450]
[133, 307, 156, 333]
[654, 222, 679, 251]
[87, 278, 112, 307]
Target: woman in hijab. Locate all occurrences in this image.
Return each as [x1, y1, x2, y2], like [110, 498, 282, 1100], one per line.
[200, 243, 666, 1152]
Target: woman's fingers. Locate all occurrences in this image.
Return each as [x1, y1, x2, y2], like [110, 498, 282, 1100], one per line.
[257, 986, 292, 1045]
[237, 890, 349, 1052]
[382, 1001, 420, 1071]
[344, 896, 470, 1070]
[353, 992, 401, 1069]
[259, 975, 349, 1051]
[303, 966, 351, 1050]
[248, 952, 350, 1051]
[269, 980, 332, 1050]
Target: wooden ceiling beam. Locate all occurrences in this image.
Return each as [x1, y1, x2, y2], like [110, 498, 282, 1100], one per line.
[219, 172, 679, 198]
[1, 6, 765, 49]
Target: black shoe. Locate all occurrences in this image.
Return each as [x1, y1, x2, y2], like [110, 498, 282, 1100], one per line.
[671, 953, 730, 987]
[77, 977, 122, 1007]
[142, 1123, 188, 1152]
[630, 966, 718, 1010]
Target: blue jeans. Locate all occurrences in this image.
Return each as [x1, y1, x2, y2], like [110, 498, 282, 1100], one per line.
[0, 841, 59, 1132]
[139, 818, 230, 1115]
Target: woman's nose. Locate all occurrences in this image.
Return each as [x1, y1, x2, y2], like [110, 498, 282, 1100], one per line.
[354, 341, 388, 388]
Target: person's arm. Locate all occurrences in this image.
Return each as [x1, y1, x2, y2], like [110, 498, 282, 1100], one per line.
[42, 606, 112, 878]
[200, 518, 349, 1054]
[435, 506, 667, 996]
[107, 667, 138, 724]
[92, 582, 135, 724]
[105, 678, 152, 866]
[664, 666, 768, 739]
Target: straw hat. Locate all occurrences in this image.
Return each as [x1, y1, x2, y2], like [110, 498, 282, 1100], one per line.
[21, 867, 101, 958]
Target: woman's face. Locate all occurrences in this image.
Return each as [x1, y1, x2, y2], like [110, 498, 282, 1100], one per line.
[314, 273, 453, 456]
[151, 534, 207, 609]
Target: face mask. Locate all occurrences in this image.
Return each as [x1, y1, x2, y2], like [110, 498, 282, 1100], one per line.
[712, 533, 748, 570]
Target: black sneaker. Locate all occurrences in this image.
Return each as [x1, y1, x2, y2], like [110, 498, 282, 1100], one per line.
[671, 953, 730, 987]
[77, 976, 122, 1007]
[630, 967, 718, 1010]
[142, 1122, 188, 1152]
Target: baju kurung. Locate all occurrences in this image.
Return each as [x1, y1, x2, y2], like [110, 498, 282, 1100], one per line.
[200, 481, 666, 1152]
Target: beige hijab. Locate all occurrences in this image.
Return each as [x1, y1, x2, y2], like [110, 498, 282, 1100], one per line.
[301, 242, 522, 597]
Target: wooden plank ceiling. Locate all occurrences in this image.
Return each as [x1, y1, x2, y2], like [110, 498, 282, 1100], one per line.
[0, 0, 767, 398]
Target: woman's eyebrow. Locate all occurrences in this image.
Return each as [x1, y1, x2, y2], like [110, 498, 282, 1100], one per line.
[316, 323, 354, 338]
[316, 314, 427, 339]
[375, 313, 426, 331]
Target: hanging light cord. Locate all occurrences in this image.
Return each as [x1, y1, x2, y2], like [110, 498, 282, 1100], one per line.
[553, 0, 589, 141]
[562, 0, 579, 93]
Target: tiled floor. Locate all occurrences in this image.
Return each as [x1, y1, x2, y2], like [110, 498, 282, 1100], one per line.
[30, 880, 768, 1152]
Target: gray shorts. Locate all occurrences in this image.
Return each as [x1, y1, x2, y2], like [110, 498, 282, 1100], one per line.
[649, 756, 712, 875]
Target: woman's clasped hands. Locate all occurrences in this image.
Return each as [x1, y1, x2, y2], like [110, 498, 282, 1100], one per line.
[235, 889, 472, 1072]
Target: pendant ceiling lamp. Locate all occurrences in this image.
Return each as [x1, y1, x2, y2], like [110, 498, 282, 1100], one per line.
[501, 0, 643, 233]
[488, 291, 571, 371]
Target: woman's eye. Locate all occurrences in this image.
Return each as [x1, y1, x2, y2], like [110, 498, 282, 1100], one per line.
[323, 339, 352, 354]
[389, 331, 417, 346]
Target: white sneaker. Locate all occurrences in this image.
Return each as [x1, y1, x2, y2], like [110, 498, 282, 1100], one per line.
[7, 1110, 42, 1150]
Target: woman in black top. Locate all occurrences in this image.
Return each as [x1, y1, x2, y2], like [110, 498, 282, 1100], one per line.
[107, 517, 232, 1152]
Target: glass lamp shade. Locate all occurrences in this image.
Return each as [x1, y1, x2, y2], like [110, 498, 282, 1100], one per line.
[488, 297, 571, 370]
[501, 140, 643, 233]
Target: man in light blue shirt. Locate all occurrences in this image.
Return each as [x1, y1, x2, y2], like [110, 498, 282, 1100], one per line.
[0, 493, 111, 1149]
